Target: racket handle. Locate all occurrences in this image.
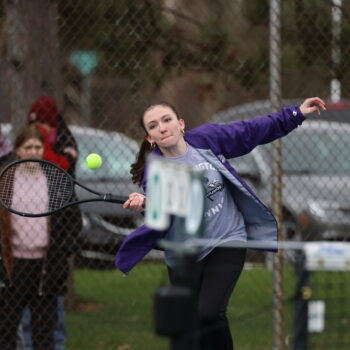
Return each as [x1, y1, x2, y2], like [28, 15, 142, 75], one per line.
[103, 194, 129, 204]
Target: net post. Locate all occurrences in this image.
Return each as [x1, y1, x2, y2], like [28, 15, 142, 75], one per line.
[147, 157, 205, 350]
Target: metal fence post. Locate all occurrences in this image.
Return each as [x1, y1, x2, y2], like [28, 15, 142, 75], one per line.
[270, 0, 285, 349]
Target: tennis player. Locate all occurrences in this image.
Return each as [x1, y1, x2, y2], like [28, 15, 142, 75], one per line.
[116, 97, 326, 350]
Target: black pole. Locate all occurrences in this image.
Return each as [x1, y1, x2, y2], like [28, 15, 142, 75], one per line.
[152, 170, 205, 350]
[293, 251, 310, 350]
[154, 250, 198, 350]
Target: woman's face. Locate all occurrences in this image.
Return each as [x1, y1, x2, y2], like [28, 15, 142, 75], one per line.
[16, 138, 44, 160]
[143, 105, 185, 149]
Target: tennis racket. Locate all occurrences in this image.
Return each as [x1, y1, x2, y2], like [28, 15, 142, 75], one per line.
[0, 158, 128, 217]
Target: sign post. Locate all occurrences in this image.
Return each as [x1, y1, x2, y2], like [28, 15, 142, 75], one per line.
[69, 50, 99, 126]
[293, 242, 350, 350]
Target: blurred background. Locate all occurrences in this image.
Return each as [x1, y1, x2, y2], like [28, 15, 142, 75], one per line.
[1, 0, 350, 349]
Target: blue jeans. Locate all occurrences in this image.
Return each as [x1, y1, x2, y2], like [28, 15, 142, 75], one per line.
[17, 296, 66, 350]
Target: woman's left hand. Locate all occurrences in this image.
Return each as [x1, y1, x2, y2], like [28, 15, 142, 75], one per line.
[299, 97, 327, 117]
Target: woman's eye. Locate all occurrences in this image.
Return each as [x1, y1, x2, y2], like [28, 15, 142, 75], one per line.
[165, 118, 171, 122]
[149, 125, 155, 130]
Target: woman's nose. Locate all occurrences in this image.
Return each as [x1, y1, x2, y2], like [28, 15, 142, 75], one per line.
[159, 123, 166, 132]
[28, 147, 37, 156]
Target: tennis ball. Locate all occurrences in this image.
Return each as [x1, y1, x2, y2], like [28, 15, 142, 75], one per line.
[86, 153, 103, 169]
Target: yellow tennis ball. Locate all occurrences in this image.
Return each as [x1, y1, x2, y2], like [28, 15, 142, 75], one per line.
[86, 153, 103, 169]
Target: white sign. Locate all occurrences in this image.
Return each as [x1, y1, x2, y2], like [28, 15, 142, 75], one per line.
[308, 300, 325, 333]
[145, 156, 205, 235]
[305, 242, 350, 271]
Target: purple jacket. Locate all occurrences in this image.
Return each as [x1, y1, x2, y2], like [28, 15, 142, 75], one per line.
[115, 106, 305, 274]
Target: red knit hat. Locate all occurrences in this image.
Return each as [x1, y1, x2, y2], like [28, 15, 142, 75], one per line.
[27, 96, 60, 128]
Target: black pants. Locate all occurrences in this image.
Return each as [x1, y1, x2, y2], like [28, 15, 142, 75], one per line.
[168, 247, 246, 350]
[0, 259, 57, 350]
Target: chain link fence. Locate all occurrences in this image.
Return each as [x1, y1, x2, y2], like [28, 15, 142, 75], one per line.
[1, 0, 350, 349]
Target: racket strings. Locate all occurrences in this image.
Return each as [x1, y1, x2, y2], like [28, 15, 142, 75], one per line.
[43, 162, 73, 211]
[0, 162, 74, 215]
[0, 167, 15, 207]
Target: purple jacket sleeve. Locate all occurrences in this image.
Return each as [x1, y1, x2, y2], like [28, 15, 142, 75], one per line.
[187, 106, 305, 159]
[115, 225, 167, 274]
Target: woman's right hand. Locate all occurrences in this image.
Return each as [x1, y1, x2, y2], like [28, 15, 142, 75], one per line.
[123, 192, 146, 212]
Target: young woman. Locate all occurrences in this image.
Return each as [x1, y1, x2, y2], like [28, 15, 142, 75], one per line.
[0, 125, 82, 350]
[19, 96, 81, 350]
[116, 97, 326, 350]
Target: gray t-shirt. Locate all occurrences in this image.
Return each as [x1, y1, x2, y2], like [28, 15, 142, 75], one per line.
[164, 144, 247, 266]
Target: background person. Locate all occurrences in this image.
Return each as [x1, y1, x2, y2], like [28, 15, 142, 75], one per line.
[1, 117, 70, 350]
[18, 96, 81, 350]
[0, 130, 14, 166]
[27, 96, 78, 171]
[18, 297, 66, 350]
[0, 125, 82, 350]
[116, 97, 326, 350]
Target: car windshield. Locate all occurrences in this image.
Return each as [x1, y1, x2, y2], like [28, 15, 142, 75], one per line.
[75, 133, 137, 181]
[281, 127, 350, 174]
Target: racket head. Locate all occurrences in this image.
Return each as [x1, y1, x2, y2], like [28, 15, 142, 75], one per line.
[0, 158, 74, 217]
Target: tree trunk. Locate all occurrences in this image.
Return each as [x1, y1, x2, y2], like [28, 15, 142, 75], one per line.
[3, 0, 78, 311]
[3, 0, 63, 135]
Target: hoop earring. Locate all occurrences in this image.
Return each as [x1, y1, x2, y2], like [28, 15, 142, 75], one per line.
[150, 142, 156, 149]
[181, 129, 185, 136]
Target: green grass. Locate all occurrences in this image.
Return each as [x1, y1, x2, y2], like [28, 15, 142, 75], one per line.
[66, 263, 169, 350]
[228, 264, 296, 349]
[66, 262, 350, 350]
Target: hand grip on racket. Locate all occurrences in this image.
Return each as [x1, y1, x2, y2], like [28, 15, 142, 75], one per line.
[0, 158, 129, 217]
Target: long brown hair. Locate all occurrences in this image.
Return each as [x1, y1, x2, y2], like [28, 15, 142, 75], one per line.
[130, 102, 181, 186]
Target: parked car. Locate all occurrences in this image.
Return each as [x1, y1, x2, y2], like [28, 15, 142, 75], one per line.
[0, 123, 143, 268]
[211, 99, 350, 124]
[212, 101, 350, 243]
[72, 126, 144, 268]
